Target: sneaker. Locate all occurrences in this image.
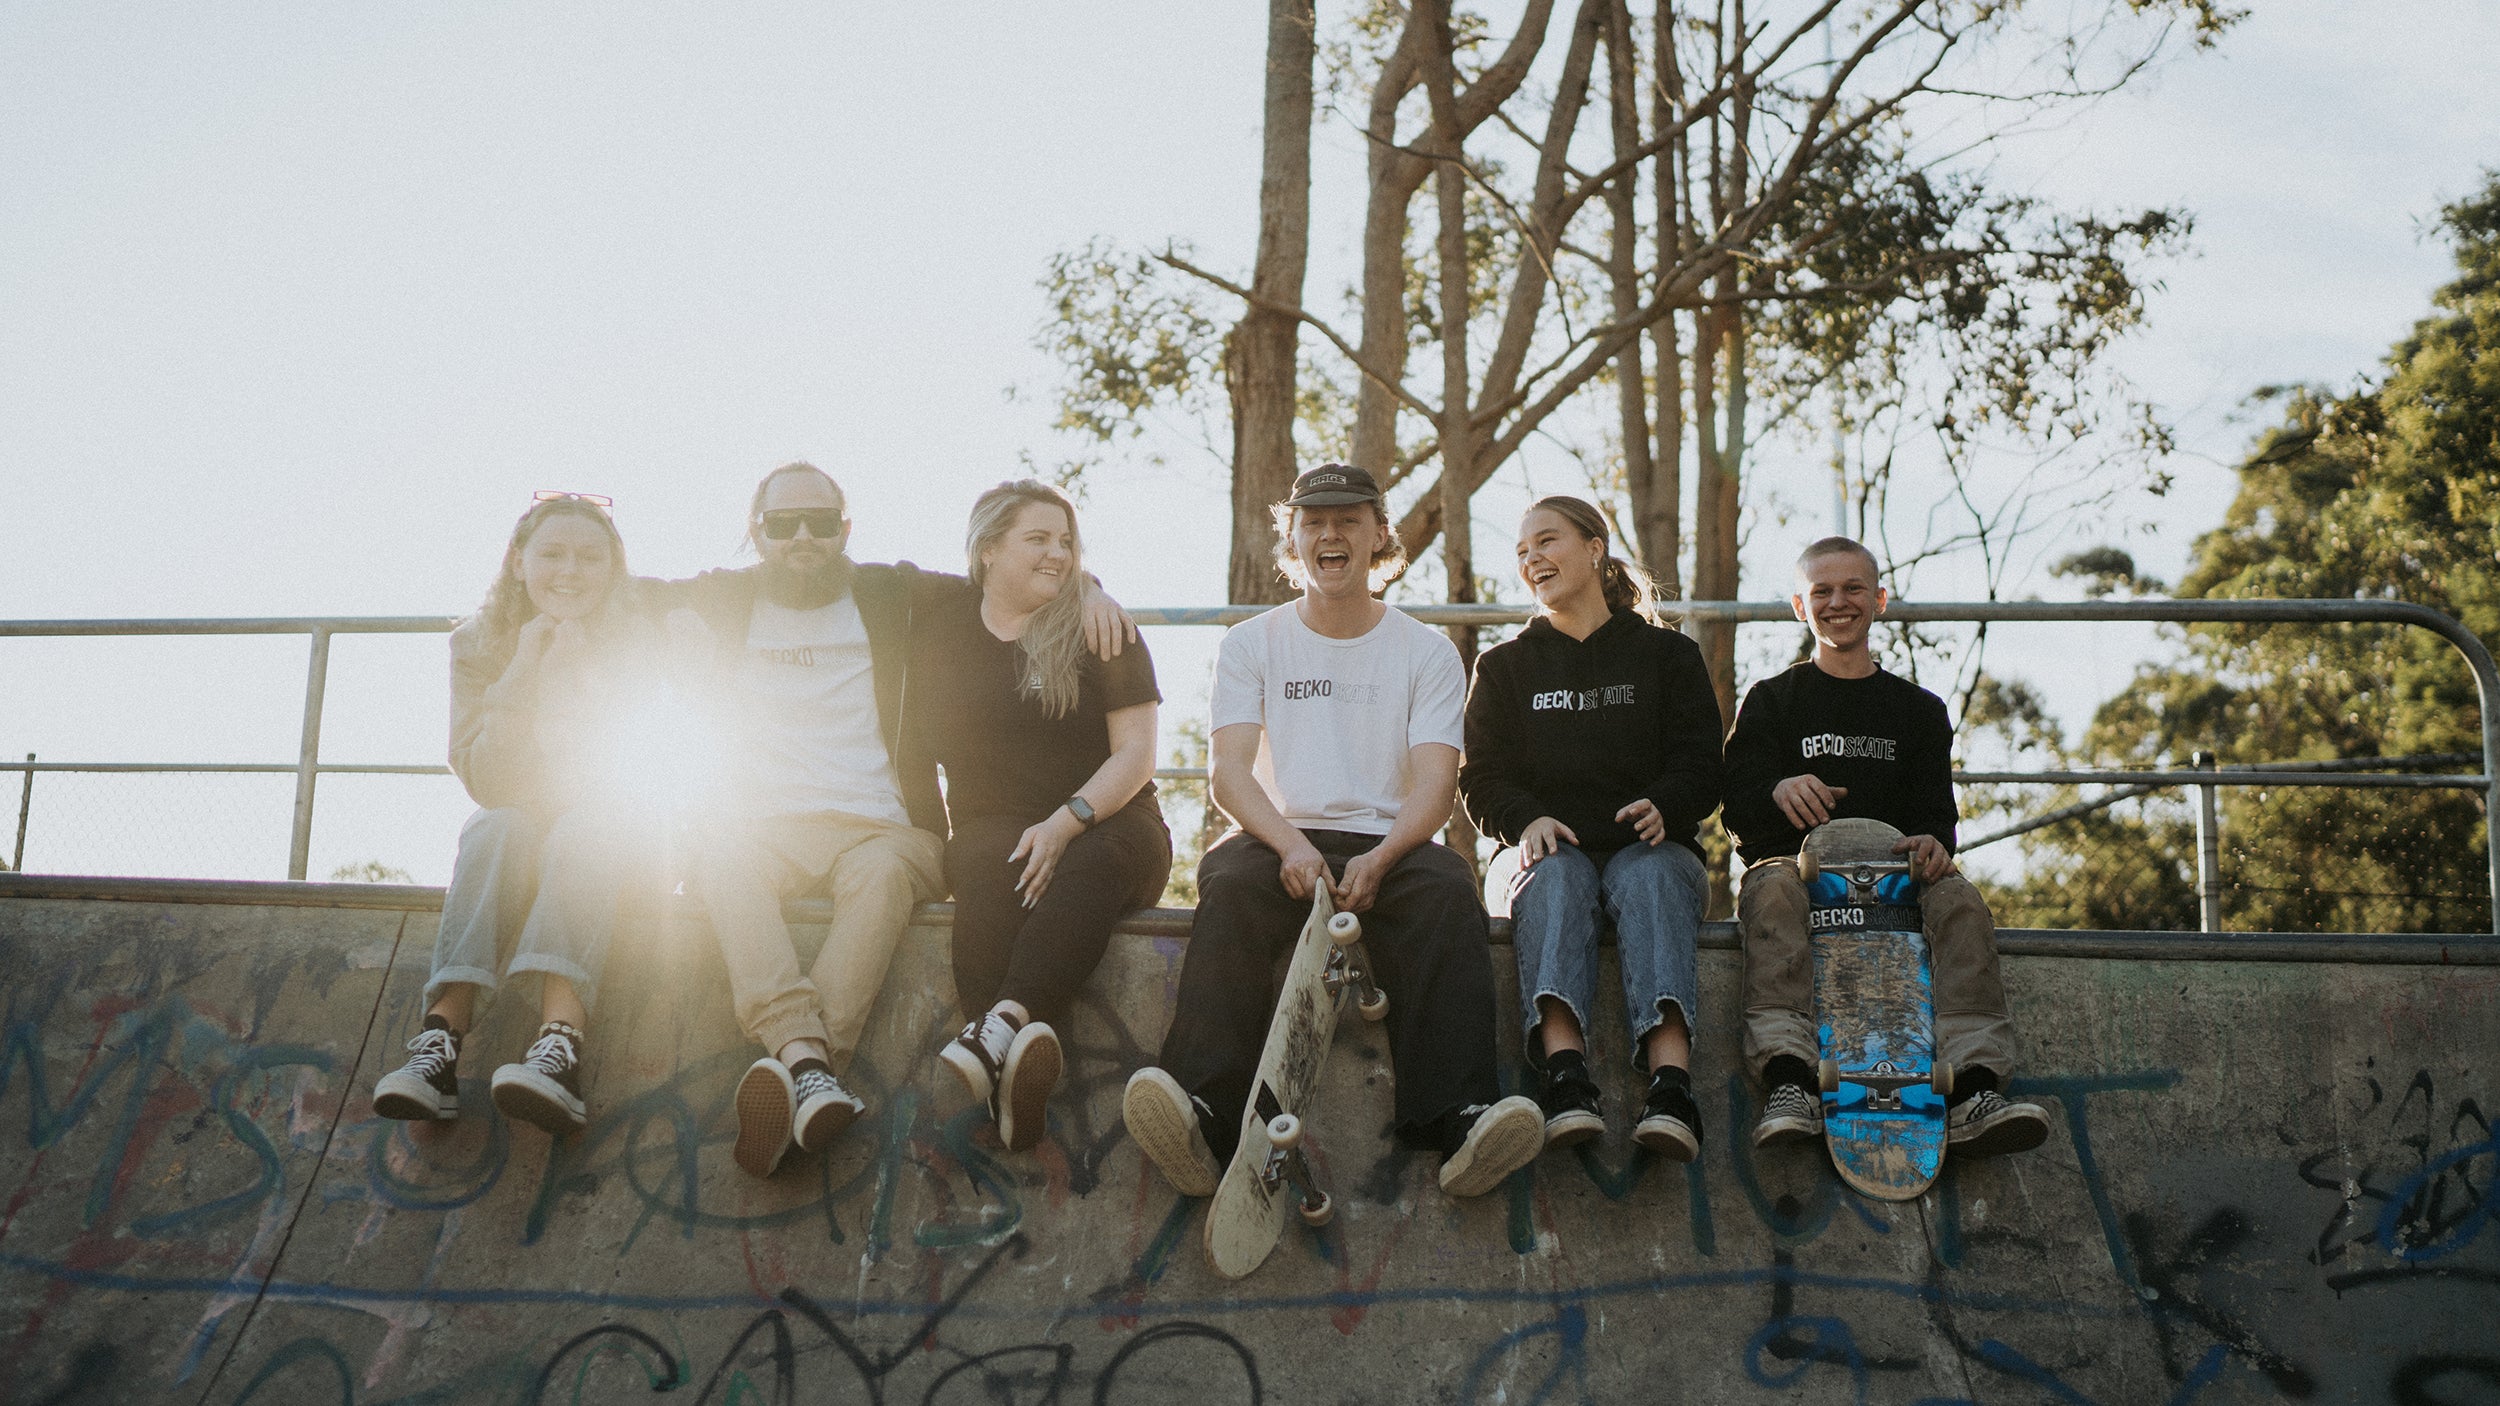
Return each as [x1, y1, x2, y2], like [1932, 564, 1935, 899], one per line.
[793, 1065, 866, 1153]
[491, 1021, 587, 1134]
[1751, 1081, 1822, 1149]
[1633, 1071, 1703, 1162]
[1438, 1096, 1544, 1197]
[373, 1024, 461, 1121]
[732, 1057, 796, 1178]
[1946, 1089, 2051, 1158]
[1535, 1051, 1605, 1149]
[1122, 1067, 1221, 1197]
[997, 1021, 1062, 1153]
[939, 1007, 1021, 1108]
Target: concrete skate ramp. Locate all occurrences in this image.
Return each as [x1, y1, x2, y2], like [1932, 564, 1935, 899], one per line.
[1, 878, 2495, 1405]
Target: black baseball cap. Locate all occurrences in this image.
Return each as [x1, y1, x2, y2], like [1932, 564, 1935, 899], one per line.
[1282, 463, 1383, 507]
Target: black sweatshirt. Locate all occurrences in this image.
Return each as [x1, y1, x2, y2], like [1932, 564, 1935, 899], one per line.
[1721, 659, 1958, 865]
[1460, 610, 1724, 862]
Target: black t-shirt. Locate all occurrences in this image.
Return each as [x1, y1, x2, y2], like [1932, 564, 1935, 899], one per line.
[913, 583, 1162, 824]
[1721, 660, 1957, 865]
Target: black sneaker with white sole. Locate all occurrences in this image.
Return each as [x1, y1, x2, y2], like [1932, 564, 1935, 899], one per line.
[1123, 1067, 1221, 1196]
[940, 1007, 1021, 1109]
[1946, 1088, 2051, 1158]
[1751, 1081, 1822, 1148]
[374, 1023, 461, 1121]
[1535, 1050, 1605, 1149]
[491, 1021, 587, 1134]
[1633, 1069, 1703, 1161]
[1438, 1096, 1545, 1197]
[793, 1065, 866, 1153]
[997, 1021, 1062, 1153]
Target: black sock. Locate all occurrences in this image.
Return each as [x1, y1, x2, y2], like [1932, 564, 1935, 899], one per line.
[422, 1013, 457, 1041]
[1648, 1064, 1692, 1093]
[1544, 1048, 1590, 1077]
[789, 1057, 830, 1080]
[1947, 1065, 1998, 1109]
[1763, 1054, 1814, 1090]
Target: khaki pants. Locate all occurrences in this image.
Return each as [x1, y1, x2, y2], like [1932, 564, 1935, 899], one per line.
[694, 810, 945, 1069]
[1737, 856, 2015, 1083]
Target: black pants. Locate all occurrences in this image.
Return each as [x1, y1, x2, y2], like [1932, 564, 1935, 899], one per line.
[1159, 828, 1502, 1162]
[946, 798, 1172, 1028]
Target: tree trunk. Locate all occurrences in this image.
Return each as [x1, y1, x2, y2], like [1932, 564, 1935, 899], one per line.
[1225, 0, 1317, 605]
[1639, 0, 1685, 597]
[1422, 0, 1482, 867]
[1603, 0, 1652, 586]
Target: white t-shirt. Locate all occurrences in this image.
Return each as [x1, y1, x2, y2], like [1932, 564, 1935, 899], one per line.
[1209, 602, 1467, 836]
[737, 596, 911, 825]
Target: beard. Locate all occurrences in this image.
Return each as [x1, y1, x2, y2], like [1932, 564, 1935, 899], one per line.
[760, 547, 854, 609]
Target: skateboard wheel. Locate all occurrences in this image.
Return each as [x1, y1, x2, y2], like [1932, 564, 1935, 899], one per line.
[1356, 989, 1389, 1022]
[1931, 1061, 1954, 1097]
[1267, 1113, 1302, 1149]
[1817, 1058, 1839, 1094]
[1298, 1190, 1334, 1227]
[1796, 852, 1820, 883]
[1327, 911, 1361, 945]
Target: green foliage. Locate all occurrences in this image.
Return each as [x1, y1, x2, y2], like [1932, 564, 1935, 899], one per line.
[1979, 174, 2500, 933]
[1034, 241, 1228, 457]
[330, 860, 415, 885]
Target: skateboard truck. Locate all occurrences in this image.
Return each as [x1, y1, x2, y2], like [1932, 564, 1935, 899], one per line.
[1819, 1056, 1955, 1111]
[1257, 1113, 1333, 1227]
[1319, 911, 1389, 1022]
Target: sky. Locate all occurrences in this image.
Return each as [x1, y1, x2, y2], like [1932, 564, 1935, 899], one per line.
[3, 1, 2496, 884]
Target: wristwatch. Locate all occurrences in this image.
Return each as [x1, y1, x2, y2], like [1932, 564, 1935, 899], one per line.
[1063, 795, 1098, 827]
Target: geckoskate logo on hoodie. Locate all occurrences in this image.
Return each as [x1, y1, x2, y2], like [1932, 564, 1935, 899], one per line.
[1531, 685, 1637, 712]
[1800, 732, 1897, 761]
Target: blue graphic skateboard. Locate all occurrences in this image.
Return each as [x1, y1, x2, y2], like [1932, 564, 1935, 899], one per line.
[1799, 818, 1953, 1201]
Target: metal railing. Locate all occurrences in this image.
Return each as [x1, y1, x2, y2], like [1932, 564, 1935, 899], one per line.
[6, 598, 2497, 934]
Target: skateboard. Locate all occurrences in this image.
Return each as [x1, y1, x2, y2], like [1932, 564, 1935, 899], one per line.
[1202, 885, 1389, 1280]
[1797, 817, 1952, 1202]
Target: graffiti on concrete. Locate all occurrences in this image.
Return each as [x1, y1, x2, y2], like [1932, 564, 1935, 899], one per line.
[2, 915, 2496, 1403]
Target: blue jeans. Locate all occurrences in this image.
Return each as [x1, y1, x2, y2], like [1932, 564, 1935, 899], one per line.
[427, 807, 652, 1017]
[1509, 841, 1707, 1069]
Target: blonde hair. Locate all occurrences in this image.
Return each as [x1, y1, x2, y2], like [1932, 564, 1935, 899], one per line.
[967, 480, 1089, 719]
[474, 497, 628, 665]
[1528, 496, 1659, 624]
[1266, 500, 1410, 593]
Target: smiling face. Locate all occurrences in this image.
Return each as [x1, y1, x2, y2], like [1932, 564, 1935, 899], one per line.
[980, 499, 1076, 615]
[518, 512, 619, 621]
[1516, 506, 1605, 614]
[1792, 545, 1887, 656]
[1290, 504, 1390, 601]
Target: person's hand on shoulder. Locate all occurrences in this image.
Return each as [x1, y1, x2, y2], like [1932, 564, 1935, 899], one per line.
[1079, 579, 1138, 661]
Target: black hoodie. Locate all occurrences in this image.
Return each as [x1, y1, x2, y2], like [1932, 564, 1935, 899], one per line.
[1720, 659, 1957, 866]
[1461, 609, 1724, 861]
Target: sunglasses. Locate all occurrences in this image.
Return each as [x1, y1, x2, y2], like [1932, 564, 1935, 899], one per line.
[533, 490, 614, 507]
[759, 508, 845, 541]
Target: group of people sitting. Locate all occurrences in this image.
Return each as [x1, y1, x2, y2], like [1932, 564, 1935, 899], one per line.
[373, 459, 2051, 1202]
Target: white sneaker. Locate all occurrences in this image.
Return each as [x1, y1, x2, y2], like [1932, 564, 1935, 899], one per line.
[732, 1058, 795, 1178]
[1122, 1067, 1220, 1197]
[997, 1022, 1062, 1153]
[1438, 1096, 1544, 1197]
[793, 1065, 866, 1153]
